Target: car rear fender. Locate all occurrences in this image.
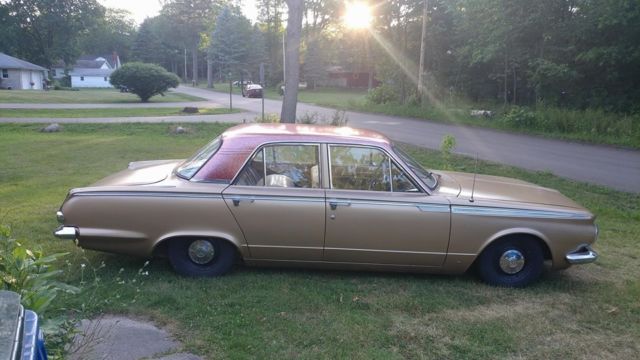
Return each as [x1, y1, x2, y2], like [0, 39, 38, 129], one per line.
[152, 231, 249, 259]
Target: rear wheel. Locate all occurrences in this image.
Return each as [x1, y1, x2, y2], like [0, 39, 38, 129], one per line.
[477, 237, 544, 287]
[168, 238, 235, 277]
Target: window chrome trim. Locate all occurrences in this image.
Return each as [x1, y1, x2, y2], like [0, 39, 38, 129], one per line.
[230, 141, 322, 188]
[451, 206, 592, 220]
[327, 144, 427, 194]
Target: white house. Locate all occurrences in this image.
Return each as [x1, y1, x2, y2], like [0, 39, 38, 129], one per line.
[52, 53, 121, 88]
[0, 52, 47, 90]
[69, 68, 114, 88]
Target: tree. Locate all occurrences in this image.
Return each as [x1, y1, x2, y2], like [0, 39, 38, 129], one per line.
[303, 40, 324, 89]
[280, 0, 304, 123]
[208, 6, 252, 79]
[131, 18, 171, 65]
[161, 0, 219, 85]
[110, 62, 180, 102]
[5, 0, 105, 68]
[79, 8, 136, 61]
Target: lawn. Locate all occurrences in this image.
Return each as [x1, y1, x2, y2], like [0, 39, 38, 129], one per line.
[0, 107, 239, 118]
[0, 88, 205, 103]
[0, 123, 638, 359]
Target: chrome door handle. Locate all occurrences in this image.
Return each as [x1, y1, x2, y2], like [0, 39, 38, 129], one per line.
[329, 200, 351, 210]
[231, 196, 255, 206]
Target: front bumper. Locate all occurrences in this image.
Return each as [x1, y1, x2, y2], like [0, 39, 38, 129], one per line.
[565, 244, 598, 264]
[53, 226, 77, 240]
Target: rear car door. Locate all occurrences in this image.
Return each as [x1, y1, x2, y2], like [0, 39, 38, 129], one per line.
[222, 143, 325, 261]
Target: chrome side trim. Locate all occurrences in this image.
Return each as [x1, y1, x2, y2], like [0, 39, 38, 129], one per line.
[566, 244, 598, 264]
[324, 247, 446, 256]
[73, 191, 223, 199]
[328, 198, 449, 213]
[53, 226, 77, 240]
[451, 206, 592, 220]
[225, 194, 325, 203]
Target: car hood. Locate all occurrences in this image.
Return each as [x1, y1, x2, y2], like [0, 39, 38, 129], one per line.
[435, 171, 584, 209]
[90, 159, 184, 187]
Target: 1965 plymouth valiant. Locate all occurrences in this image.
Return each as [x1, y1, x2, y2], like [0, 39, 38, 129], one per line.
[54, 124, 598, 287]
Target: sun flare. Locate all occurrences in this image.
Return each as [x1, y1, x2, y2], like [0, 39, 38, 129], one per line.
[343, 1, 372, 29]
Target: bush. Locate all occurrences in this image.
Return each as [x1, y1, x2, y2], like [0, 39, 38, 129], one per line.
[366, 84, 398, 104]
[110, 62, 180, 102]
[501, 106, 537, 128]
[0, 225, 79, 314]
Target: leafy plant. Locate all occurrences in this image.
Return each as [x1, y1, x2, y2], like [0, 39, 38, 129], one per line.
[255, 113, 281, 123]
[366, 84, 398, 105]
[329, 110, 349, 126]
[110, 62, 180, 102]
[0, 225, 79, 314]
[440, 134, 457, 170]
[297, 111, 320, 124]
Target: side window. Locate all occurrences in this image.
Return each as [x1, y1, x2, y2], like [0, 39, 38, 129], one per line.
[330, 146, 391, 191]
[236, 144, 320, 188]
[391, 162, 419, 192]
[1, 69, 8, 78]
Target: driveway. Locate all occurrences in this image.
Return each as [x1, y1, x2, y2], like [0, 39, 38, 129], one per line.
[173, 86, 640, 193]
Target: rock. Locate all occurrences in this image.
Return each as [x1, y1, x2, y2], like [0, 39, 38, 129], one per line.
[175, 126, 187, 134]
[182, 107, 199, 114]
[41, 123, 61, 132]
[470, 110, 494, 118]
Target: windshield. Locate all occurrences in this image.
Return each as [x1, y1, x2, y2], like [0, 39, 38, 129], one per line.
[176, 136, 222, 179]
[393, 145, 438, 190]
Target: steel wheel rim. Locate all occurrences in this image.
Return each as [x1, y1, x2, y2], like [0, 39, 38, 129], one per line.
[499, 249, 525, 274]
[188, 240, 215, 265]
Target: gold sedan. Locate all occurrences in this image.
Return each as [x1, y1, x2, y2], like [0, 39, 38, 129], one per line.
[54, 124, 598, 287]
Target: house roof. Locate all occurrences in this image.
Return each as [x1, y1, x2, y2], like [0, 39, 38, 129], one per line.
[0, 52, 47, 71]
[75, 60, 107, 69]
[69, 68, 114, 77]
[79, 54, 119, 69]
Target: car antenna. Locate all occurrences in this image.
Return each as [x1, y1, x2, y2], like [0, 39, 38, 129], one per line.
[470, 153, 478, 203]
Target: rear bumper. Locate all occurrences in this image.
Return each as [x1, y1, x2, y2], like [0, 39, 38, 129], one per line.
[53, 226, 77, 240]
[565, 244, 598, 264]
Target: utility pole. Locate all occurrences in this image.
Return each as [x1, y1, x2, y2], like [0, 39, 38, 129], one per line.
[418, 0, 428, 105]
[183, 48, 188, 83]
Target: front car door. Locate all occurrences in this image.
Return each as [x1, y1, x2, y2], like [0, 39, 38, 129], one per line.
[324, 144, 451, 268]
[223, 143, 325, 261]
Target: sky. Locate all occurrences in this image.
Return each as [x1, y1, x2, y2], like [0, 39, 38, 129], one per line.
[98, 0, 258, 25]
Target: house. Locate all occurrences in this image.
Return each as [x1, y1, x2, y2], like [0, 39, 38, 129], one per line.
[319, 65, 380, 88]
[52, 53, 121, 88]
[0, 52, 47, 90]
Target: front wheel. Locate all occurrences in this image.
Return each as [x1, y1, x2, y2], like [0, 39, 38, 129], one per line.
[168, 238, 235, 277]
[476, 237, 544, 287]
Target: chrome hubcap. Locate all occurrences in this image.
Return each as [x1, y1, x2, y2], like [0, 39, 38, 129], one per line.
[499, 249, 525, 274]
[188, 240, 215, 265]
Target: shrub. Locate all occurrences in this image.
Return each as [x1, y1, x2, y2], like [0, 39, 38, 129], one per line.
[440, 134, 456, 170]
[501, 106, 537, 128]
[366, 84, 398, 104]
[110, 62, 180, 102]
[0, 225, 79, 314]
[330, 110, 349, 126]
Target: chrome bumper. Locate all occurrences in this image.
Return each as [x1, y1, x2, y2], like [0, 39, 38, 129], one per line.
[53, 226, 77, 240]
[565, 244, 598, 264]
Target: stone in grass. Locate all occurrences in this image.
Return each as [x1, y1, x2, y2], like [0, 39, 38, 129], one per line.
[41, 123, 61, 132]
[169, 125, 190, 135]
[182, 107, 199, 114]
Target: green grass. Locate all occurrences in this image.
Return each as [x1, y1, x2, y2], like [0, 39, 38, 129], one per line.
[0, 107, 239, 118]
[0, 123, 638, 358]
[0, 88, 205, 103]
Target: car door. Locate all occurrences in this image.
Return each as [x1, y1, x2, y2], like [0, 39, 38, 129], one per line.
[222, 143, 325, 261]
[324, 144, 450, 268]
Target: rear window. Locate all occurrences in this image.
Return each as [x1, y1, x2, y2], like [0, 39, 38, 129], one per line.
[176, 136, 222, 179]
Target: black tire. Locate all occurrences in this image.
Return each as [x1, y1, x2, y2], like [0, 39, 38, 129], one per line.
[168, 237, 235, 277]
[477, 237, 544, 287]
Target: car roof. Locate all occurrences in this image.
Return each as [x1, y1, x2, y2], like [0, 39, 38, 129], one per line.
[222, 123, 391, 145]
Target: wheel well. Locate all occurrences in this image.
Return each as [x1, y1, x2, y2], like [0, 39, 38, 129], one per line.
[474, 233, 552, 267]
[152, 236, 243, 261]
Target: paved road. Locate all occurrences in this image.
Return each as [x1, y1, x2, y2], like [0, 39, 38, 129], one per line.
[1, 85, 638, 192]
[172, 86, 640, 193]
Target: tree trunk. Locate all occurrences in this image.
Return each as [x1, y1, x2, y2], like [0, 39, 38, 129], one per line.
[503, 50, 508, 107]
[192, 44, 198, 85]
[207, 59, 213, 88]
[512, 66, 517, 105]
[418, 0, 429, 105]
[280, 0, 304, 123]
[183, 48, 188, 83]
